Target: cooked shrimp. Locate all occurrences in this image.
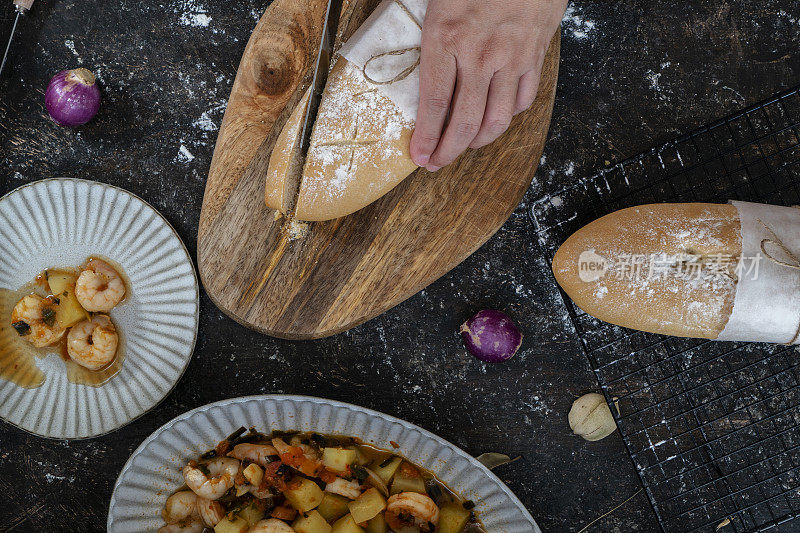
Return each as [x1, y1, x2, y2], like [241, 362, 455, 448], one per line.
[248, 483, 275, 500]
[196, 497, 225, 527]
[66, 314, 118, 371]
[272, 437, 322, 476]
[289, 435, 321, 460]
[157, 517, 204, 533]
[385, 492, 440, 532]
[229, 443, 279, 466]
[325, 477, 362, 499]
[249, 518, 295, 533]
[162, 491, 198, 524]
[11, 294, 65, 348]
[183, 457, 240, 500]
[75, 258, 125, 312]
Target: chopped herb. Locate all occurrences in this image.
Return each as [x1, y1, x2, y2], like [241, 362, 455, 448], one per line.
[224, 426, 247, 443]
[41, 307, 56, 327]
[11, 321, 30, 336]
[273, 430, 299, 440]
[427, 483, 442, 501]
[379, 456, 395, 468]
[463, 500, 476, 510]
[235, 427, 265, 445]
[200, 450, 218, 460]
[351, 464, 369, 482]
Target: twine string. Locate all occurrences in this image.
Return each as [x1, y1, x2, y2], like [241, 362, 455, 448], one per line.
[362, 0, 422, 86]
[755, 216, 800, 344]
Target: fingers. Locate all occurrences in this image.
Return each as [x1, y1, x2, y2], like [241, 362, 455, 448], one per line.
[514, 69, 541, 115]
[426, 67, 491, 171]
[470, 68, 518, 149]
[409, 35, 457, 169]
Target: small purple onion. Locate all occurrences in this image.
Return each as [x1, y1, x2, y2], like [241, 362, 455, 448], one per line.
[460, 309, 522, 363]
[45, 68, 101, 127]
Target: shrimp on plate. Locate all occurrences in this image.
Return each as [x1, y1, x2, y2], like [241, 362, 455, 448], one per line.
[74, 258, 125, 312]
[11, 294, 65, 348]
[161, 491, 198, 524]
[385, 492, 441, 532]
[196, 497, 225, 527]
[183, 457, 240, 500]
[66, 314, 118, 370]
[229, 443, 279, 467]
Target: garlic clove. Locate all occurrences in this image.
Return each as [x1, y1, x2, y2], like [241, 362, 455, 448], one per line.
[568, 392, 618, 441]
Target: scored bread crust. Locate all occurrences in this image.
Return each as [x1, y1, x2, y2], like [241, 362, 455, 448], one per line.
[551, 203, 741, 339]
[265, 88, 310, 215]
[265, 57, 418, 222]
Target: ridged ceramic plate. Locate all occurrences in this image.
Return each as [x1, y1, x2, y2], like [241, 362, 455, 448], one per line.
[108, 395, 541, 533]
[0, 178, 199, 439]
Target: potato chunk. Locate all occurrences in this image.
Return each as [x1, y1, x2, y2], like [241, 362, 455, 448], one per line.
[390, 463, 426, 495]
[365, 514, 388, 533]
[284, 477, 324, 513]
[238, 501, 266, 527]
[293, 510, 332, 533]
[331, 514, 365, 533]
[438, 503, 471, 533]
[373, 457, 402, 484]
[243, 463, 264, 487]
[317, 492, 350, 523]
[348, 488, 386, 523]
[323, 447, 357, 474]
[48, 271, 88, 328]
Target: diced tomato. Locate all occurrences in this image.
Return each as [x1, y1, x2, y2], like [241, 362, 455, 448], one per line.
[264, 460, 282, 476]
[279, 447, 321, 477]
[279, 446, 305, 466]
[271, 505, 297, 521]
[399, 462, 420, 478]
[319, 469, 338, 484]
[260, 460, 287, 492]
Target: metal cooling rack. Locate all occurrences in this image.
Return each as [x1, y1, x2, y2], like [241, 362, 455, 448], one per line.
[532, 86, 800, 533]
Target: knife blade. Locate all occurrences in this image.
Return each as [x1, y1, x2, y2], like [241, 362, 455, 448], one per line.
[0, 0, 34, 77]
[298, 0, 343, 157]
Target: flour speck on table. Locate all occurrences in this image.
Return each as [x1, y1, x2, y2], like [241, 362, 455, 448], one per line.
[1, 0, 798, 532]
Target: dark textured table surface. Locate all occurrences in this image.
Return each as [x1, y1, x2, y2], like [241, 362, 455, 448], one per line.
[1, 1, 798, 532]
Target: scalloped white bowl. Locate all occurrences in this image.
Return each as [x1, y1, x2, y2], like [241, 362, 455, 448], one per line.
[0, 178, 199, 439]
[108, 395, 541, 532]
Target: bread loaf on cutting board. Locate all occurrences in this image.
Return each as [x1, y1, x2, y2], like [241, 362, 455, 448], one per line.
[265, 57, 417, 221]
[552, 203, 742, 339]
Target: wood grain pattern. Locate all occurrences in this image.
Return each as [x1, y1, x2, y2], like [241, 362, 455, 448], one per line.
[198, 0, 560, 339]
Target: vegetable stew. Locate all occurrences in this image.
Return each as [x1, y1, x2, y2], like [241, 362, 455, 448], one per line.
[160, 429, 488, 533]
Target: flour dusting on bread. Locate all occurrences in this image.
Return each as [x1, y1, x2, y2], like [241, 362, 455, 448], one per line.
[292, 58, 416, 221]
[552, 203, 741, 339]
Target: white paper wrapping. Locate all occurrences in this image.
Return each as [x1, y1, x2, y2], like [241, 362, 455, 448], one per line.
[717, 201, 800, 344]
[339, 0, 429, 121]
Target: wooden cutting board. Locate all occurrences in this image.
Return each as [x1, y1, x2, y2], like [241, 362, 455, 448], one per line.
[198, 0, 560, 339]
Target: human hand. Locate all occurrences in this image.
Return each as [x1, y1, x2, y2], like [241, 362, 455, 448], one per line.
[410, 0, 567, 171]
